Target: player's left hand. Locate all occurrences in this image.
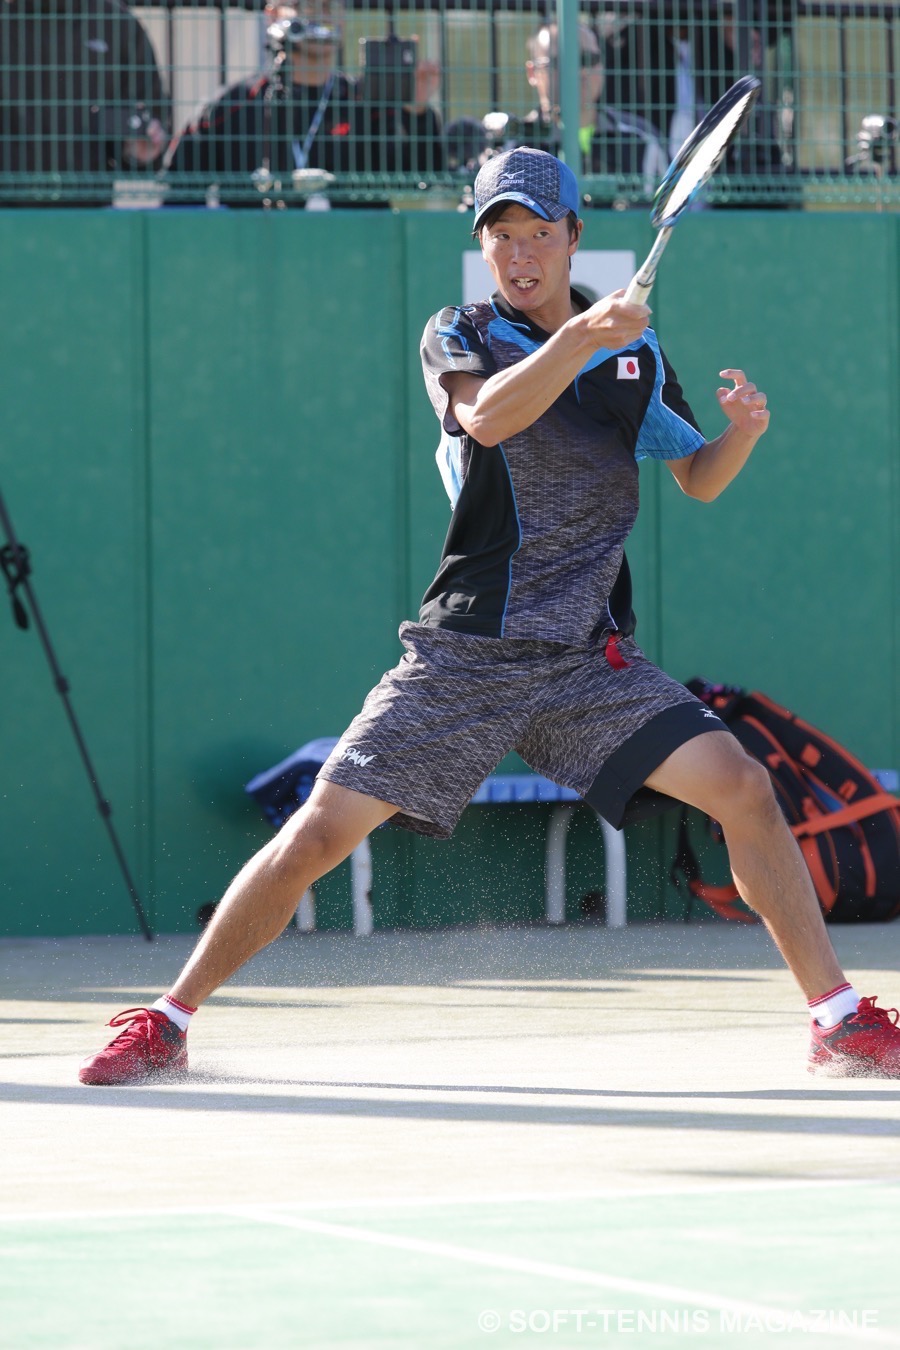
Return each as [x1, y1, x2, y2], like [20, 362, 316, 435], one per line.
[717, 369, 769, 438]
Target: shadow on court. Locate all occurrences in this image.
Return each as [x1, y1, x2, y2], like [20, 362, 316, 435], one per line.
[3, 1077, 900, 1137]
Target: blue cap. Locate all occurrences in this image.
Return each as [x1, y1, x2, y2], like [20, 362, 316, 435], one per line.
[472, 147, 581, 232]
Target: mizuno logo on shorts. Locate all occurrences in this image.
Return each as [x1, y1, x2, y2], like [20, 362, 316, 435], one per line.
[339, 746, 376, 767]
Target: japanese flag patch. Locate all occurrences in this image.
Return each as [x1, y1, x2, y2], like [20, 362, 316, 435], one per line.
[617, 355, 640, 380]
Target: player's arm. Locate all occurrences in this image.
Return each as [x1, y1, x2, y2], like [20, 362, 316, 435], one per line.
[667, 369, 769, 502]
[445, 295, 650, 447]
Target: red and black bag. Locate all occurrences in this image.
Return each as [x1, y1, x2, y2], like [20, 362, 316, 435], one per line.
[671, 680, 900, 924]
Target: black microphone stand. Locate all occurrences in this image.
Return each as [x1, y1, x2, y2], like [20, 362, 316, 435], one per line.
[0, 485, 153, 941]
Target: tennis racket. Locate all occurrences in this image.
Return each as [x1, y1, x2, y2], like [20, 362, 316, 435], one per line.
[624, 76, 761, 305]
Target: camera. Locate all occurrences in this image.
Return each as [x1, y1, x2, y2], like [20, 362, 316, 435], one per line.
[97, 103, 153, 143]
[95, 103, 160, 166]
[267, 14, 340, 54]
[858, 114, 898, 168]
[846, 113, 899, 175]
[123, 105, 154, 139]
[444, 112, 522, 176]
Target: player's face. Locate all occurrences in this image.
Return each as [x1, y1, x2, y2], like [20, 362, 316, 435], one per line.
[480, 204, 581, 326]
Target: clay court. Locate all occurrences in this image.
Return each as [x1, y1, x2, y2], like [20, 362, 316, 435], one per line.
[2, 921, 899, 1349]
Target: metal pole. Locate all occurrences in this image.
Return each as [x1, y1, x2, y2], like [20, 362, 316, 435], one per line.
[544, 805, 575, 925]
[557, 0, 582, 182]
[0, 487, 153, 941]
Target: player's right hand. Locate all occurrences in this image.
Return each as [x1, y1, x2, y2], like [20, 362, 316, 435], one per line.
[579, 290, 650, 349]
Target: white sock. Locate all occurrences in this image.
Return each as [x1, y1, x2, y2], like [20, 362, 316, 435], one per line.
[808, 983, 859, 1028]
[151, 994, 196, 1032]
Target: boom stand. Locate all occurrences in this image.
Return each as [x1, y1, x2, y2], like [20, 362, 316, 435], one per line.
[0, 485, 153, 941]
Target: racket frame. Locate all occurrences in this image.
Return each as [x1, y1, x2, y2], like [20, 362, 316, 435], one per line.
[623, 76, 761, 305]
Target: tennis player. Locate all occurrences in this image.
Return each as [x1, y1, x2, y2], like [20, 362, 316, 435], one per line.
[80, 148, 900, 1084]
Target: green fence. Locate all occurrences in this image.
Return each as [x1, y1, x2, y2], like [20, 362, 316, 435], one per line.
[3, 0, 900, 209]
[1, 206, 898, 938]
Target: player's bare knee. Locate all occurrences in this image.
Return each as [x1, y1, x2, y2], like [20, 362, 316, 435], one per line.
[717, 752, 778, 830]
[267, 803, 349, 885]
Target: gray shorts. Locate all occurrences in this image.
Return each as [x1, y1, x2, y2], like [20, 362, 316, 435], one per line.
[318, 621, 726, 838]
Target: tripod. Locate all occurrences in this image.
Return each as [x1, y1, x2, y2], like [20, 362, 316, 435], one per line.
[0, 485, 153, 941]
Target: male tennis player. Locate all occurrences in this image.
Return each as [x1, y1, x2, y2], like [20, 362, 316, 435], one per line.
[80, 147, 900, 1084]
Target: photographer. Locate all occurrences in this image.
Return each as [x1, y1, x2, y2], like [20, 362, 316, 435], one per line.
[166, 0, 443, 201]
[0, 0, 166, 201]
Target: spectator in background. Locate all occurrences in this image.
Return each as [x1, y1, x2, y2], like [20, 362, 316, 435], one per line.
[522, 22, 667, 197]
[602, 2, 785, 176]
[0, 0, 166, 198]
[166, 0, 443, 200]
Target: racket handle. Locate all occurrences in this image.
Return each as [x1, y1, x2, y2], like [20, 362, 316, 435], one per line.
[624, 225, 673, 307]
[624, 278, 654, 305]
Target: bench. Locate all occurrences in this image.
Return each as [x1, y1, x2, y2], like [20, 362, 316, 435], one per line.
[245, 737, 627, 936]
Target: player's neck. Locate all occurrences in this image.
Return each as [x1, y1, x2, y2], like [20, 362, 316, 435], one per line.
[511, 291, 579, 335]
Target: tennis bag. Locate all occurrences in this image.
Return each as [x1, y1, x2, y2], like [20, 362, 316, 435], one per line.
[670, 680, 900, 924]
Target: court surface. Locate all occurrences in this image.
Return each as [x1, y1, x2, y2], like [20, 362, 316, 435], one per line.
[2, 922, 899, 1349]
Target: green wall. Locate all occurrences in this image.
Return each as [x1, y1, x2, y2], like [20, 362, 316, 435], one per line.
[1, 208, 897, 937]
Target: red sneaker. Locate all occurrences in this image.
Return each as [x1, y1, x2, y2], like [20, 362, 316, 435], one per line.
[79, 1008, 188, 1086]
[808, 996, 900, 1078]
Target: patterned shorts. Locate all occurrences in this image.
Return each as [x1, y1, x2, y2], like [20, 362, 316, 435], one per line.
[317, 621, 726, 838]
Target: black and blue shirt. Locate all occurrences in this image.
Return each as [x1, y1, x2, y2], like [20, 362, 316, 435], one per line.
[419, 288, 705, 645]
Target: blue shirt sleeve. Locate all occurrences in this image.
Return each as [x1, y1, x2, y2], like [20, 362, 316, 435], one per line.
[634, 330, 706, 462]
[421, 306, 495, 435]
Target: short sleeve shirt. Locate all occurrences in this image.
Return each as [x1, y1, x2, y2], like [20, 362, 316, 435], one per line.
[419, 289, 704, 646]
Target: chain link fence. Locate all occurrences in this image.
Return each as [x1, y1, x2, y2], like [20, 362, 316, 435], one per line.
[2, 0, 899, 208]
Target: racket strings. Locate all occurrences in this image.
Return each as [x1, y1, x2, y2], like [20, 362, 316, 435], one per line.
[656, 88, 759, 222]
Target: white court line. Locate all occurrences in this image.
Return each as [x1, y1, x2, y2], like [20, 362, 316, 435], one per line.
[0, 1176, 897, 1226]
[233, 1207, 900, 1347]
